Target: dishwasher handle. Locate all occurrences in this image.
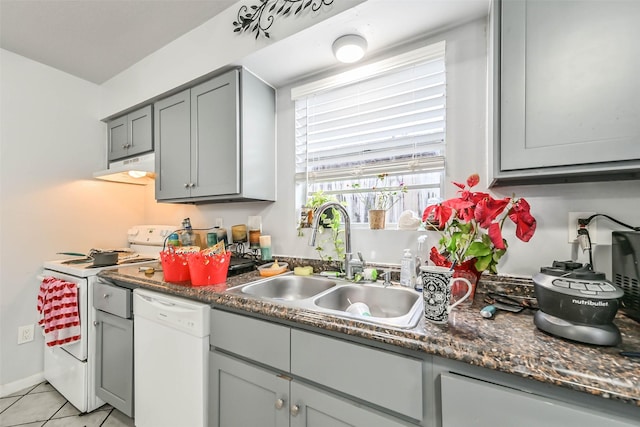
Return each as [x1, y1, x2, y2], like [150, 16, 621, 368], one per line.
[138, 294, 176, 307]
[135, 293, 203, 316]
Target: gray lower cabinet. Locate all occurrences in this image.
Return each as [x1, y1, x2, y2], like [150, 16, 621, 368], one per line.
[154, 67, 275, 203]
[210, 352, 408, 427]
[494, 0, 640, 184]
[289, 379, 409, 427]
[440, 372, 638, 427]
[210, 352, 289, 427]
[107, 105, 152, 162]
[209, 309, 420, 427]
[94, 310, 133, 417]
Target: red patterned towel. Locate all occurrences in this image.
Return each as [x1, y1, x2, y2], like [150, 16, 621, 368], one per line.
[37, 277, 81, 347]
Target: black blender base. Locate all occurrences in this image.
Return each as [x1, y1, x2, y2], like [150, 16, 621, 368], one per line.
[534, 311, 621, 346]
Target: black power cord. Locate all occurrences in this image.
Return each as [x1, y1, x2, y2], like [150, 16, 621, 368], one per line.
[577, 214, 640, 271]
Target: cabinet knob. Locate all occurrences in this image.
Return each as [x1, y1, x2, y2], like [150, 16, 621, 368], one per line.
[103, 293, 110, 299]
[184, 183, 189, 188]
[189, 183, 196, 188]
[93, 321, 99, 326]
[122, 144, 127, 149]
[290, 405, 300, 417]
[275, 398, 284, 410]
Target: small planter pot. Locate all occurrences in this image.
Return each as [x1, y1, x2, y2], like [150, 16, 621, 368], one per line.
[368, 209, 386, 230]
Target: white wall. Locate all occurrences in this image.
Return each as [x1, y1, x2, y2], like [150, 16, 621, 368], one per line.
[0, 49, 146, 393]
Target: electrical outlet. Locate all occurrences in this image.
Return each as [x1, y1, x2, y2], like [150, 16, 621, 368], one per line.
[18, 324, 35, 344]
[568, 212, 597, 244]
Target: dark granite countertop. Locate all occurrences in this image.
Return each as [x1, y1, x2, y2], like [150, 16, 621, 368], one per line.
[99, 263, 640, 408]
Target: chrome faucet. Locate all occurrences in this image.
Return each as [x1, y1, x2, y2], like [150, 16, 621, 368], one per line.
[308, 201, 354, 279]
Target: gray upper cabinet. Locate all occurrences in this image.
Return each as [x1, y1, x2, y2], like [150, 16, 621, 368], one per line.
[107, 105, 152, 161]
[154, 89, 191, 200]
[154, 68, 276, 203]
[494, 0, 640, 184]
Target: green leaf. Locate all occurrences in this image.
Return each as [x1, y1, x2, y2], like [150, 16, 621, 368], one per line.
[457, 222, 472, 234]
[465, 241, 492, 258]
[474, 254, 493, 272]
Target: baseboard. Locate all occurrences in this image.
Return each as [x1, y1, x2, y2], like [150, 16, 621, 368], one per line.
[0, 372, 44, 398]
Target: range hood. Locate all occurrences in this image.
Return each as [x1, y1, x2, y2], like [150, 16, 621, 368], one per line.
[93, 153, 155, 185]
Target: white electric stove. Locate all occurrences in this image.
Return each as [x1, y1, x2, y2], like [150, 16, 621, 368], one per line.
[39, 225, 176, 413]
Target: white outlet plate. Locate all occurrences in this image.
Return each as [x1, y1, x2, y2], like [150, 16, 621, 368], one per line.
[18, 324, 35, 344]
[568, 212, 597, 244]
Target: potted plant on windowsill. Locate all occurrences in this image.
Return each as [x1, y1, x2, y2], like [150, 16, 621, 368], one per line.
[298, 190, 346, 265]
[421, 173, 537, 303]
[354, 174, 407, 229]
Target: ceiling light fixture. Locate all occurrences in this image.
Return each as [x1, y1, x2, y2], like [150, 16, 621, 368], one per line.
[332, 34, 367, 63]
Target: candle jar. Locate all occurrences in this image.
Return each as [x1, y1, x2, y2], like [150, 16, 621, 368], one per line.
[260, 235, 272, 261]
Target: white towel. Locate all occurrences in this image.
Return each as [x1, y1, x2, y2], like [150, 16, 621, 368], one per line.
[37, 277, 81, 347]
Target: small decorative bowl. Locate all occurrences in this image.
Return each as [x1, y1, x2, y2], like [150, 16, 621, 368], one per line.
[258, 261, 288, 277]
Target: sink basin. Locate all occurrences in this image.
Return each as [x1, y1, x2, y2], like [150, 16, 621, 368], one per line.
[313, 284, 423, 328]
[229, 274, 423, 329]
[241, 275, 336, 301]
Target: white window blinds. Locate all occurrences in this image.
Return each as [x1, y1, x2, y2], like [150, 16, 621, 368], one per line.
[293, 42, 446, 224]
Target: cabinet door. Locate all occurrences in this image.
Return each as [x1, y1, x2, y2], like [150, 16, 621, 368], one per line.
[107, 115, 128, 161]
[501, 0, 640, 171]
[440, 373, 637, 427]
[155, 89, 191, 200]
[190, 69, 240, 198]
[94, 310, 133, 417]
[290, 382, 410, 427]
[291, 329, 423, 421]
[127, 105, 153, 157]
[210, 351, 290, 427]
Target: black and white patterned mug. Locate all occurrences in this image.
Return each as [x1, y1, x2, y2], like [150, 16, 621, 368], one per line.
[421, 266, 472, 324]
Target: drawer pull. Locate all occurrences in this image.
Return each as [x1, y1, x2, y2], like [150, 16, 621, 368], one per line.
[275, 398, 284, 410]
[290, 404, 300, 417]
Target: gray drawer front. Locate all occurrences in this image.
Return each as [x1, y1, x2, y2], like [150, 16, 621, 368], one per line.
[210, 309, 290, 372]
[291, 329, 423, 421]
[93, 281, 131, 318]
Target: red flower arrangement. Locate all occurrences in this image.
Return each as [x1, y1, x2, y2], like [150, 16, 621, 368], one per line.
[422, 173, 537, 274]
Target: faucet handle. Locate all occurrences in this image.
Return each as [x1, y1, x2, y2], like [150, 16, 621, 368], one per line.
[382, 270, 393, 287]
[349, 257, 364, 275]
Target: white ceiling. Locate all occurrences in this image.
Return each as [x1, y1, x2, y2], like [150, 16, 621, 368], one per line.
[0, 0, 237, 84]
[0, 0, 490, 87]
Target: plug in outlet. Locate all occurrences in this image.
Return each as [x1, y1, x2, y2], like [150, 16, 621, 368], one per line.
[568, 212, 597, 244]
[18, 324, 35, 344]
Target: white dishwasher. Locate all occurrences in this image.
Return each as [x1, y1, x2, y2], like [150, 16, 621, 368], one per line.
[133, 288, 210, 427]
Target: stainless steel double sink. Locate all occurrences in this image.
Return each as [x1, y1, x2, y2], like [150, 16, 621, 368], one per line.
[227, 274, 424, 329]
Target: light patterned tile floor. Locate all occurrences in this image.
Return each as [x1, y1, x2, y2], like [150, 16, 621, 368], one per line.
[0, 382, 134, 427]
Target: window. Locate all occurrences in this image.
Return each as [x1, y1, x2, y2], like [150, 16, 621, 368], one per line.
[293, 42, 446, 225]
